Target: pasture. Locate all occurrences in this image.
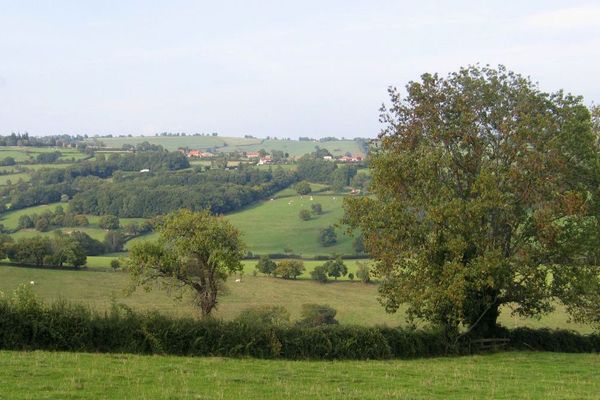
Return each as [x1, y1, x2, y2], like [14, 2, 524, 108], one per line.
[0, 265, 591, 331]
[1, 351, 598, 399]
[227, 193, 355, 257]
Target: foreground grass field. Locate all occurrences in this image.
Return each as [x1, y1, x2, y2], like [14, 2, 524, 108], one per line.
[0, 351, 597, 399]
[0, 265, 592, 331]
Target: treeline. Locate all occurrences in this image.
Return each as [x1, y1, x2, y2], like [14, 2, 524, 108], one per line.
[0, 151, 190, 212]
[69, 166, 296, 217]
[0, 133, 86, 147]
[0, 228, 130, 267]
[1, 288, 599, 359]
[0, 233, 89, 268]
[296, 156, 370, 191]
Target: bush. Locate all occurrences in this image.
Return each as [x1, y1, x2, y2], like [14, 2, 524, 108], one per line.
[323, 257, 347, 280]
[295, 181, 312, 195]
[297, 304, 339, 327]
[356, 261, 371, 283]
[235, 306, 290, 328]
[311, 203, 322, 215]
[318, 226, 337, 247]
[275, 260, 305, 279]
[110, 259, 121, 271]
[310, 265, 328, 283]
[299, 209, 311, 221]
[255, 255, 277, 276]
[99, 215, 120, 230]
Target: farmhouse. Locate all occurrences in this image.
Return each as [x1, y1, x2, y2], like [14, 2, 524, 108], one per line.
[258, 156, 272, 165]
[246, 151, 261, 158]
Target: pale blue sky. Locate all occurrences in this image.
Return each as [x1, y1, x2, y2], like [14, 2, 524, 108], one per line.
[0, 1, 598, 138]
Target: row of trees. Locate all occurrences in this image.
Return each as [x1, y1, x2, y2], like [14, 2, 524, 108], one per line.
[0, 233, 87, 268]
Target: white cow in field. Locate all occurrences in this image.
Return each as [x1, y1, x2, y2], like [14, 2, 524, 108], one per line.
[30, 281, 35, 286]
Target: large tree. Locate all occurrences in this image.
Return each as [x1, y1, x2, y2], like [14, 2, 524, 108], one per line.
[344, 65, 600, 335]
[127, 209, 244, 316]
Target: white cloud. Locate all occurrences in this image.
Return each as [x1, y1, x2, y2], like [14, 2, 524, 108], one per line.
[525, 5, 600, 29]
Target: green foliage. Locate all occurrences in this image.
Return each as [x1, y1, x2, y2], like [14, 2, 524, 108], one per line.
[322, 257, 347, 280]
[298, 209, 311, 221]
[297, 158, 337, 183]
[310, 265, 329, 283]
[110, 259, 121, 271]
[275, 260, 305, 280]
[348, 272, 354, 281]
[297, 304, 339, 327]
[5, 234, 87, 268]
[35, 151, 61, 163]
[318, 226, 337, 247]
[352, 234, 365, 254]
[103, 231, 125, 253]
[344, 65, 600, 335]
[234, 305, 290, 328]
[355, 261, 371, 284]
[295, 181, 312, 195]
[127, 209, 245, 316]
[99, 215, 120, 230]
[310, 203, 322, 215]
[255, 255, 277, 276]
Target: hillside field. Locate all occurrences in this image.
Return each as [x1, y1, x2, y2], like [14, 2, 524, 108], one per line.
[226, 192, 356, 257]
[1, 351, 598, 399]
[90, 136, 366, 157]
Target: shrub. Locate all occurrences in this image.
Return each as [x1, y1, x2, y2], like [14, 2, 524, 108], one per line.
[235, 306, 290, 328]
[275, 260, 305, 279]
[356, 261, 371, 283]
[299, 209, 311, 221]
[318, 226, 337, 247]
[297, 304, 339, 327]
[348, 273, 354, 281]
[311, 203, 322, 215]
[295, 181, 312, 195]
[110, 259, 121, 271]
[310, 265, 328, 283]
[255, 255, 277, 276]
[99, 215, 120, 230]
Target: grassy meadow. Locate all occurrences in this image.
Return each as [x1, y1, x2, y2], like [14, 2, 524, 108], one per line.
[1, 351, 598, 399]
[227, 192, 355, 257]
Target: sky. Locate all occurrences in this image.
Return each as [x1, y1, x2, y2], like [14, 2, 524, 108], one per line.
[0, 1, 599, 138]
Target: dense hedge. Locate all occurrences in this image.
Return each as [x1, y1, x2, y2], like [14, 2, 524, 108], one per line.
[0, 290, 598, 359]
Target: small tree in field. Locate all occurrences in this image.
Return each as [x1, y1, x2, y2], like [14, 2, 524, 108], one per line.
[127, 209, 245, 316]
[255, 255, 277, 276]
[275, 260, 305, 279]
[299, 209, 311, 221]
[99, 215, 120, 230]
[318, 226, 337, 247]
[310, 265, 329, 283]
[295, 181, 312, 195]
[323, 257, 347, 280]
[311, 203, 323, 215]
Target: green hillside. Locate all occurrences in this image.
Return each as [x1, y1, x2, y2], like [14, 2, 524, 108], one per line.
[89, 136, 366, 157]
[226, 192, 355, 257]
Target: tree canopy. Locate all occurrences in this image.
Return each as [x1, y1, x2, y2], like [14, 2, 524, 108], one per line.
[344, 65, 600, 335]
[127, 209, 245, 316]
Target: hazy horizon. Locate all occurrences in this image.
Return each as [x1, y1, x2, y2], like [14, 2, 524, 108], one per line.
[1, 1, 599, 139]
